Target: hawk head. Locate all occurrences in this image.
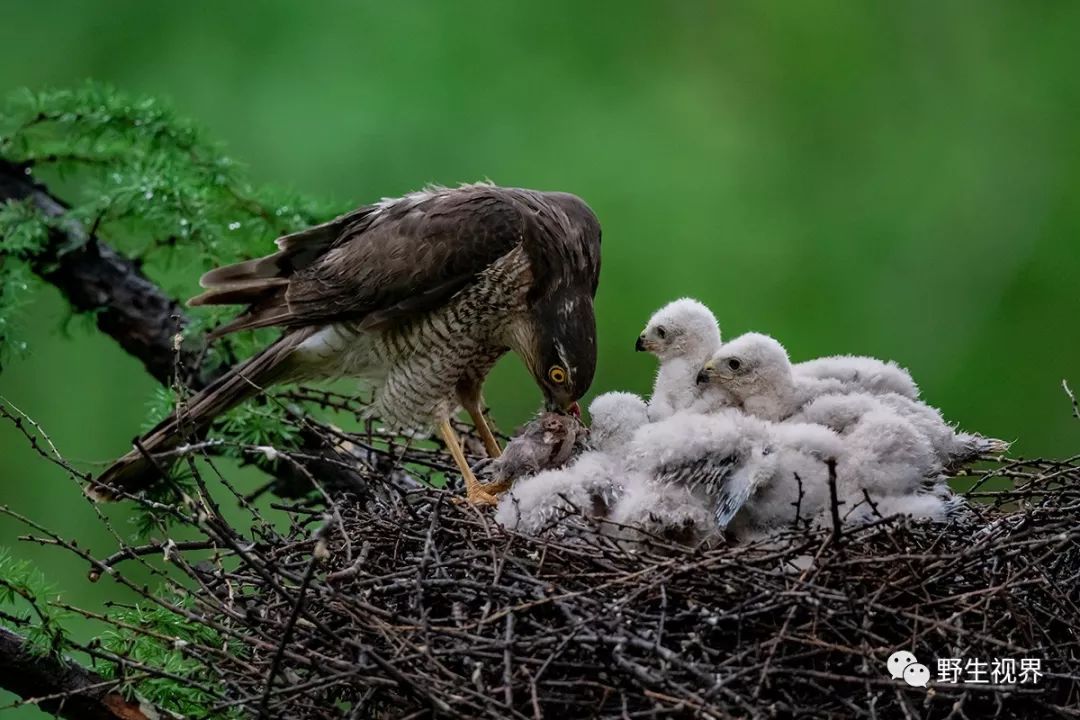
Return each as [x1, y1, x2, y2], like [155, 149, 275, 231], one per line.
[512, 189, 601, 416]
[527, 288, 597, 415]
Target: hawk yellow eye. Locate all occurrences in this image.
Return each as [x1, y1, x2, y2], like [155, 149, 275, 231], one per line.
[548, 366, 567, 384]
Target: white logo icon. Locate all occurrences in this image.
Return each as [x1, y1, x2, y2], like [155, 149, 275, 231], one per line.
[903, 663, 931, 688]
[887, 650, 918, 680]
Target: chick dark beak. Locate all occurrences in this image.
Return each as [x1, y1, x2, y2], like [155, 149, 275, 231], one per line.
[696, 369, 710, 385]
[635, 336, 646, 352]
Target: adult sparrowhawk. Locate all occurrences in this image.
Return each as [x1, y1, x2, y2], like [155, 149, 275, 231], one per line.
[94, 183, 602, 504]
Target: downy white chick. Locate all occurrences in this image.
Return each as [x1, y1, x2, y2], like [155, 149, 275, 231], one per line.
[697, 333, 852, 421]
[494, 393, 647, 536]
[608, 406, 946, 544]
[732, 417, 950, 536]
[728, 421, 844, 537]
[794, 392, 998, 523]
[636, 299, 733, 421]
[787, 394, 956, 522]
[614, 412, 845, 543]
[795, 355, 919, 399]
[852, 492, 953, 524]
[665, 332, 948, 531]
[836, 406, 942, 515]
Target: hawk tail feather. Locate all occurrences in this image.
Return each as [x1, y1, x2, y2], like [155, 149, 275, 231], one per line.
[89, 334, 306, 500]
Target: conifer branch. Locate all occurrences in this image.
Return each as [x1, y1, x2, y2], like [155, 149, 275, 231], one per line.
[0, 626, 180, 720]
[0, 159, 371, 498]
[0, 158, 205, 387]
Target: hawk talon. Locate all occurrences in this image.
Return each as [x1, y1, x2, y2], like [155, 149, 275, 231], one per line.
[467, 488, 500, 506]
[478, 479, 511, 496]
[454, 480, 508, 507]
[452, 487, 499, 506]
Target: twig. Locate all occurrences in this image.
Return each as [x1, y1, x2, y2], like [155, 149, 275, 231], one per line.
[1064, 379, 1080, 421]
[826, 458, 843, 543]
[257, 545, 320, 719]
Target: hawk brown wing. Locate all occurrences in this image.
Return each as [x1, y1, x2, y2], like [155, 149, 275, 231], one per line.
[190, 184, 547, 336]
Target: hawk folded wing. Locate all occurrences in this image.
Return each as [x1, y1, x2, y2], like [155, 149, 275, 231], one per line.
[191, 185, 557, 336]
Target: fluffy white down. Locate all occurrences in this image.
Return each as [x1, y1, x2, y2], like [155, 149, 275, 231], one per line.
[495, 452, 622, 536]
[640, 298, 722, 362]
[502, 403, 960, 542]
[728, 422, 844, 537]
[794, 355, 919, 399]
[791, 394, 949, 522]
[626, 409, 771, 476]
[794, 391, 1003, 467]
[621, 411, 840, 538]
[873, 394, 1009, 464]
[608, 474, 715, 546]
[639, 299, 732, 421]
[498, 315, 990, 542]
[731, 416, 955, 536]
[605, 410, 773, 541]
[588, 392, 649, 453]
[846, 492, 950, 524]
[836, 408, 940, 507]
[638, 410, 948, 538]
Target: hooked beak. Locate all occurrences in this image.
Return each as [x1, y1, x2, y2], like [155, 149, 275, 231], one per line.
[696, 362, 716, 385]
[636, 335, 657, 353]
[545, 399, 581, 418]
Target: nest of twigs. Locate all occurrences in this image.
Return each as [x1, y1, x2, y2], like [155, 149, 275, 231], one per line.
[8, 411, 1077, 720]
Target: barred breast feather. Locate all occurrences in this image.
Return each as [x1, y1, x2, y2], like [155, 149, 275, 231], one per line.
[296, 245, 533, 431]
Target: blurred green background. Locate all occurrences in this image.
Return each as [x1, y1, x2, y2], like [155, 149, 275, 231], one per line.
[1, 1, 1078, 714]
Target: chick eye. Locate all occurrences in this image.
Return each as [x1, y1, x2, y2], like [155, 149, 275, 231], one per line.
[548, 365, 567, 384]
[728, 358, 742, 371]
[655, 326, 667, 339]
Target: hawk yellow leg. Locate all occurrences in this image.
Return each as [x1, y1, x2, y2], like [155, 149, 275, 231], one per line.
[462, 401, 514, 495]
[438, 420, 498, 505]
[464, 403, 503, 460]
